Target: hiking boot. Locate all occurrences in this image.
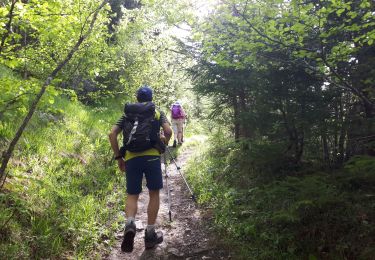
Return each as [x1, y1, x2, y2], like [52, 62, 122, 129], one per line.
[121, 221, 136, 252]
[144, 230, 163, 249]
[173, 140, 177, 147]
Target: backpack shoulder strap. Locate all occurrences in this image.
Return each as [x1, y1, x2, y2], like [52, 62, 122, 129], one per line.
[155, 110, 161, 121]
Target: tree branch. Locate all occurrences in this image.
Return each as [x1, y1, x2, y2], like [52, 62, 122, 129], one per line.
[231, 3, 314, 52]
[0, 0, 109, 190]
[0, 0, 17, 55]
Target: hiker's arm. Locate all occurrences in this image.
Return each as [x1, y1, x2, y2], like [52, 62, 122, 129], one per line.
[181, 107, 187, 122]
[109, 125, 125, 172]
[159, 111, 172, 145]
[162, 122, 172, 145]
[108, 125, 122, 158]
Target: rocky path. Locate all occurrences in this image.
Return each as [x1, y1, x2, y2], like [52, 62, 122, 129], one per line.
[106, 148, 231, 260]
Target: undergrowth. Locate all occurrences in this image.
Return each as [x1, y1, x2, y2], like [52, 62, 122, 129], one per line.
[0, 97, 127, 259]
[186, 135, 375, 259]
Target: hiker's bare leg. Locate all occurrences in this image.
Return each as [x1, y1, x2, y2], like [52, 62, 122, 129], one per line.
[178, 131, 183, 143]
[126, 194, 139, 218]
[172, 123, 178, 142]
[176, 119, 184, 143]
[147, 189, 160, 225]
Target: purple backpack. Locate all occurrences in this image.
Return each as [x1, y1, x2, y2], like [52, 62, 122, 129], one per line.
[171, 105, 183, 119]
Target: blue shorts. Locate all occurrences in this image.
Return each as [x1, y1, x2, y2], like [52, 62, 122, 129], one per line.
[125, 156, 163, 195]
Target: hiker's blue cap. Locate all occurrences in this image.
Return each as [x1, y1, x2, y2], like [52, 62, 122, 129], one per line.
[136, 85, 153, 102]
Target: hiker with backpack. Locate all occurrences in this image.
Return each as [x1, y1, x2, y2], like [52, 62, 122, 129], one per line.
[108, 86, 172, 252]
[170, 101, 186, 147]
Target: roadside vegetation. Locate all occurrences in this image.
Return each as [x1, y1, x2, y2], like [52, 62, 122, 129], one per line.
[186, 132, 375, 259]
[184, 1, 374, 258]
[0, 96, 126, 259]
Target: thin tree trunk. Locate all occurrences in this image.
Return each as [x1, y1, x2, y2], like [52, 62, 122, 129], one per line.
[233, 96, 240, 141]
[0, 0, 17, 55]
[280, 103, 296, 156]
[321, 129, 330, 163]
[296, 130, 304, 164]
[23, 28, 28, 79]
[333, 98, 339, 162]
[0, 0, 108, 189]
[238, 86, 251, 138]
[337, 96, 346, 164]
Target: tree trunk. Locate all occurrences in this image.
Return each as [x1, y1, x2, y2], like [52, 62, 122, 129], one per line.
[337, 96, 346, 165]
[333, 98, 339, 162]
[0, 0, 17, 55]
[296, 130, 304, 164]
[321, 129, 330, 164]
[238, 85, 251, 138]
[233, 96, 240, 141]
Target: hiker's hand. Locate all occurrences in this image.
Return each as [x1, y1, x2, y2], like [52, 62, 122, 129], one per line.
[117, 159, 125, 172]
[160, 135, 167, 145]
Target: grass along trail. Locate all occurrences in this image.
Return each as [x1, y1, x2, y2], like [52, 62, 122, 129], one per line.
[105, 146, 231, 260]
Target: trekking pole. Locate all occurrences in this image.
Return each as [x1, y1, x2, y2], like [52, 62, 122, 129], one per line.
[166, 146, 196, 203]
[164, 152, 172, 221]
[182, 119, 187, 143]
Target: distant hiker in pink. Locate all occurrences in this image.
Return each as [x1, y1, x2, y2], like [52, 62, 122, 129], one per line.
[170, 101, 186, 147]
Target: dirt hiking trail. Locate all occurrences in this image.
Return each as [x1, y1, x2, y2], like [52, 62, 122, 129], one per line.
[106, 148, 231, 260]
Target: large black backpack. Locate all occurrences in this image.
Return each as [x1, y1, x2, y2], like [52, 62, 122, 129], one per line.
[122, 102, 160, 152]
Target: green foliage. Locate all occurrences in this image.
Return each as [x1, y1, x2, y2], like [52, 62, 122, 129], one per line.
[0, 1, 196, 256]
[186, 137, 375, 259]
[344, 155, 375, 174]
[190, 0, 375, 165]
[0, 97, 125, 259]
[1, 0, 110, 75]
[106, 2, 194, 106]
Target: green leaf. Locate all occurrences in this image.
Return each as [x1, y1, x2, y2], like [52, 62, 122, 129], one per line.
[336, 9, 345, 17]
[308, 254, 318, 260]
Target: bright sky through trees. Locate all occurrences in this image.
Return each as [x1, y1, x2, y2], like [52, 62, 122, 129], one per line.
[169, 0, 218, 39]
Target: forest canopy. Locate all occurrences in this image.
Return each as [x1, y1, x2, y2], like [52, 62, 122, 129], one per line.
[190, 0, 374, 165]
